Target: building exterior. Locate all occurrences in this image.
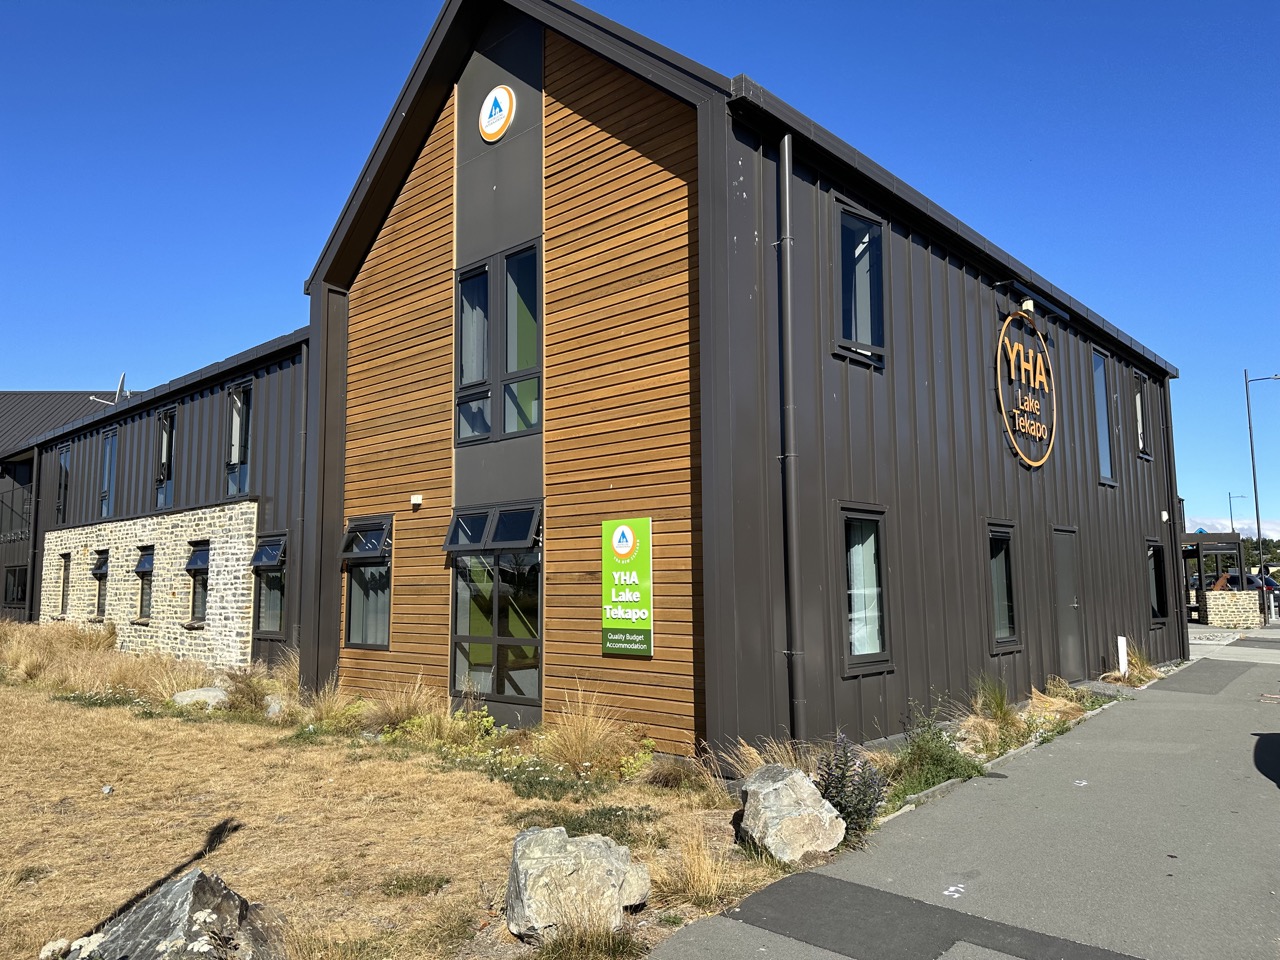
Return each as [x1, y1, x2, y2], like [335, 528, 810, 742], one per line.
[296, 0, 1188, 755]
[0, 329, 308, 667]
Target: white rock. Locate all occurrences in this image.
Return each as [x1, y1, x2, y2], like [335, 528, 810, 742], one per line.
[738, 764, 845, 863]
[172, 688, 228, 709]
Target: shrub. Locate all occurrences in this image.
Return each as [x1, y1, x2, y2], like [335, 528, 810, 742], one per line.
[814, 733, 886, 840]
[539, 684, 649, 779]
[222, 664, 273, 714]
[885, 704, 984, 809]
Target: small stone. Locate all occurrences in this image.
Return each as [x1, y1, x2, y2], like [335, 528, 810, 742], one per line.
[38, 939, 70, 960]
[101, 785, 113, 796]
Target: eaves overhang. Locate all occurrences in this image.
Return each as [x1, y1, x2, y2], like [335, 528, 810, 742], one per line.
[304, 0, 731, 298]
[728, 75, 1179, 381]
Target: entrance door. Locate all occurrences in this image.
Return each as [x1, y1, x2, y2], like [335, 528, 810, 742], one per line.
[1053, 529, 1085, 682]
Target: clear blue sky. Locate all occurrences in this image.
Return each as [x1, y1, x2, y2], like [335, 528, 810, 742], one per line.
[3, 0, 1277, 533]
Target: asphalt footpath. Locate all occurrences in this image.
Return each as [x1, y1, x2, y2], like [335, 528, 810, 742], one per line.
[652, 632, 1280, 960]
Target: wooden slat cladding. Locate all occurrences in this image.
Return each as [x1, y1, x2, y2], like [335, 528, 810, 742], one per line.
[542, 31, 702, 755]
[339, 92, 456, 693]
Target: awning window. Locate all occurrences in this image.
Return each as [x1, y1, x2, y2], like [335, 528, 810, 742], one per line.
[339, 517, 392, 562]
[91, 552, 109, 580]
[251, 536, 286, 569]
[185, 543, 210, 573]
[442, 501, 541, 552]
[135, 548, 154, 575]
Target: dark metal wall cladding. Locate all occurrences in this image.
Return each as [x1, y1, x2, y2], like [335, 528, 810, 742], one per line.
[706, 118, 1185, 746]
[32, 351, 307, 625]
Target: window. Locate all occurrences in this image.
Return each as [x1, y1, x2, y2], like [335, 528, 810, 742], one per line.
[1093, 351, 1114, 482]
[342, 517, 391, 649]
[444, 501, 542, 553]
[99, 429, 117, 517]
[252, 535, 286, 636]
[831, 504, 890, 673]
[3, 566, 26, 606]
[91, 550, 109, 619]
[1148, 542, 1168, 621]
[59, 553, 70, 616]
[156, 408, 176, 509]
[135, 547, 154, 621]
[835, 205, 885, 363]
[456, 245, 541, 442]
[186, 542, 210, 624]
[452, 551, 541, 703]
[1134, 374, 1151, 457]
[989, 526, 1018, 646]
[56, 444, 70, 524]
[227, 382, 252, 496]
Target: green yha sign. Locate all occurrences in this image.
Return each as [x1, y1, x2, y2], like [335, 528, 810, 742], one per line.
[601, 517, 653, 656]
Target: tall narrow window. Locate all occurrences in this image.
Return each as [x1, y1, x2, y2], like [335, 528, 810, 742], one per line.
[99, 430, 117, 517]
[186, 542, 210, 624]
[56, 444, 70, 524]
[3, 566, 26, 607]
[836, 207, 885, 362]
[845, 516, 885, 659]
[227, 383, 251, 496]
[1148, 542, 1168, 621]
[59, 553, 71, 616]
[252, 535, 287, 636]
[456, 245, 541, 442]
[156, 409, 176, 509]
[1093, 351, 1114, 481]
[135, 547, 154, 621]
[1134, 374, 1151, 457]
[341, 518, 392, 649]
[91, 550, 109, 619]
[989, 527, 1017, 644]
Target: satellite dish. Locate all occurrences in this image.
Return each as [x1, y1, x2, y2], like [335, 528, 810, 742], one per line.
[90, 373, 130, 406]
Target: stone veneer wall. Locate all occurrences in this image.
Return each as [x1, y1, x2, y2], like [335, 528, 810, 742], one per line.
[40, 501, 259, 666]
[1200, 590, 1263, 630]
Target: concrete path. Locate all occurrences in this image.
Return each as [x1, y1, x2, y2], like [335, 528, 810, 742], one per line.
[652, 636, 1280, 960]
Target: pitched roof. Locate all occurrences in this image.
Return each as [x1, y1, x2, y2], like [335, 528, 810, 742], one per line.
[0, 392, 106, 457]
[307, 0, 1177, 379]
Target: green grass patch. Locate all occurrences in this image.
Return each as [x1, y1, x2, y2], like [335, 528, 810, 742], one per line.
[884, 705, 985, 810]
[379, 871, 449, 897]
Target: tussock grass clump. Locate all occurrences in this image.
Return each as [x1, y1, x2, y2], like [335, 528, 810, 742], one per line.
[953, 674, 1029, 759]
[533, 923, 643, 960]
[1101, 644, 1163, 687]
[302, 679, 370, 735]
[536, 685, 654, 781]
[653, 824, 731, 909]
[719, 736, 823, 780]
[364, 676, 441, 734]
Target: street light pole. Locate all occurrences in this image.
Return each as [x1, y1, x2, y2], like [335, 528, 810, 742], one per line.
[1244, 370, 1279, 623]
[1229, 492, 1247, 533]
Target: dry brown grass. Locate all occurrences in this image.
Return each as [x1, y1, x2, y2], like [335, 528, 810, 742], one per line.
[1100, 644, 1163, 686]
[718, 736, 824, 780]
[362, 675, 443, 734]
[1027, 686, 1087, 723]
[538, 684, 647, 776]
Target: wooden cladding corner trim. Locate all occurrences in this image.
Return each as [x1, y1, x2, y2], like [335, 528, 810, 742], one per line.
[543, 31, 702, 756]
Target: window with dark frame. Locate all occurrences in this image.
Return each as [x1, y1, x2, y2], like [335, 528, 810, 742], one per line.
[186, 541, 210, 624]
[444, 501, 541, 703]
[1134, 373, 1151, 457]
[135, 547, 154, 621]
[156, 408, 176, 509]
[989, 526, 1017, 644]
[99, 429, 117, 518]
[3, 566, 26, 606]
[835, 205, 885, 363]
[56, 444, 70, 525]
[1093, 351, 1114, 481]
[842, 511, 886, 664]
[456, 244, 541, 443]
[227, 382, 252, 496]
[59, 553, 70, 616]
[252, 535, 287, 636]
[91, 550, 109, 619]
[341, 517, 391, 649]
[1147, 542, 1169, 621]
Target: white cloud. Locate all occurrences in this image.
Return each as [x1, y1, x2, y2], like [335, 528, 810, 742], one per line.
[1184, 516, 1280, 539]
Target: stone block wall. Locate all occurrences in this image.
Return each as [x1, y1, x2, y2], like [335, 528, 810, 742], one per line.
[40, 501, 259, 666]
[1200, 590, 1262, 630]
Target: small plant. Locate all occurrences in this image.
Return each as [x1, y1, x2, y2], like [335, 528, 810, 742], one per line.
[653, 825, 731, 908]
[642, 756, 704, 790]
[507, 805, 661, 847]
[814, 733, 887, 841]
[1100, 644, 1162, 687]
[658, 913, 684, 928]
[720, 736, 822, 779]
[379, 871, 449, 897]
[222, 664, 272, 714]
[532, 924, 643, 960]
[885, 703, 984, 810]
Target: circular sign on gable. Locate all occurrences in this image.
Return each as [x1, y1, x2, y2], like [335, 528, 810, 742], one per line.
[478, 84, 516, 143]
[995, 310, 1057, 469]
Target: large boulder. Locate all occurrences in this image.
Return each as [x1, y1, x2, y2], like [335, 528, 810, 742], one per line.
[738, 764, 845, 863]
[41, 868, 283, 960]
[172, 687, 228, 709]
[506, 826, 649, 940]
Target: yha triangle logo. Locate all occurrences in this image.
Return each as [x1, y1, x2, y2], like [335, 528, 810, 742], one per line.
[611, 524, 639, 561]
[478, 84, 516, 143]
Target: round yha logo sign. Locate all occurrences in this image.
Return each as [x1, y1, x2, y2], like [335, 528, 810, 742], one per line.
[996, 310, 1057, 468]
[478, 84, 516, 143]
[611, 524, 639, 562]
